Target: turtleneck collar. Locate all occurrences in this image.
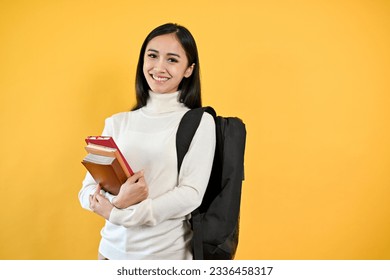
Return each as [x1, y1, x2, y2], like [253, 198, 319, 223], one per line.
[142, 91, 186, 114]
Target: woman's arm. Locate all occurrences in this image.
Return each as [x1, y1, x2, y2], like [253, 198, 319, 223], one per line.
[88, 170, 149, 219]
[78, 114, 149, 212]
[78, 172, 98, 211]
[78, 116, 115, 211]
[108, 113, 216, 227]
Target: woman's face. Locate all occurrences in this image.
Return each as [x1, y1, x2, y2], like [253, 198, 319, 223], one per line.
[143, 33, 194, 94]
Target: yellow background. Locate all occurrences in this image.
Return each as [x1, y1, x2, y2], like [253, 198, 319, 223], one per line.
[1, 0, 389, 259]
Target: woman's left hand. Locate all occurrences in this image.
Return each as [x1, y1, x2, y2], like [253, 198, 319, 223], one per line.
[89, 184, 113, 220]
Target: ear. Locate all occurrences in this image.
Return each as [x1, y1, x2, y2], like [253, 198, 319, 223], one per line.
[184, 63, 195, 78]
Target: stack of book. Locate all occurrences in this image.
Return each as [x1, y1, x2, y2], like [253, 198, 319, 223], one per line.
[81, 136, 133, 195]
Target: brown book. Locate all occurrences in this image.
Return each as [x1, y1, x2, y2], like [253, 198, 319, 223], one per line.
[81, 154, 127, 195]
[85, 143, 131, 177]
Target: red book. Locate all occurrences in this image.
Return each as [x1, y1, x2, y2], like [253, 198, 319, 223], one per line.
[85, 136, 134, 176]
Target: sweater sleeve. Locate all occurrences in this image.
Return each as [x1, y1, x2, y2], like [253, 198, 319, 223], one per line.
[108, 112, 216, 227]
[78, 117, 116, 211]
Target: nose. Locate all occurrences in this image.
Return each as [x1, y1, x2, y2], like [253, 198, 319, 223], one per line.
[153, 58, 166, 73]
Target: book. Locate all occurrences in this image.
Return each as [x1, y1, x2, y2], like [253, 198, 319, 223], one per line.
[82, 154, 127, 195]
[81, 136, 133, 195]
[85, 143, 132, 177]
[85, 136, 134, 176]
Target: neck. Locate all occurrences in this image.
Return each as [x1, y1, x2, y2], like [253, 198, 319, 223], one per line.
[142, 91, 186, 114]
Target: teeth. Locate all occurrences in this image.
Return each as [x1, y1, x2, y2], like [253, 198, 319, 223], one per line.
[152, 75, 169, 82]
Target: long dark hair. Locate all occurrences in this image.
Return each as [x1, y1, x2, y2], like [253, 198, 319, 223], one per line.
[132, 23, 202, 110]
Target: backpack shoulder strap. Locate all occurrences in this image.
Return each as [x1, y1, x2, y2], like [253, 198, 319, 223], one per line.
[176, 107, 215, 172]
[176, 106, 217, 260]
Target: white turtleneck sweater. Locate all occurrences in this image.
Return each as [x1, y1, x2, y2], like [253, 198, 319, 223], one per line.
[79, 91, 216, 260]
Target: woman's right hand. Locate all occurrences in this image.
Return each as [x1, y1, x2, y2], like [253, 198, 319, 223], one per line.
[112, 170, 149, 209]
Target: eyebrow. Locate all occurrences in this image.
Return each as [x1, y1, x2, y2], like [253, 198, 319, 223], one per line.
[147, 48, 181, 58]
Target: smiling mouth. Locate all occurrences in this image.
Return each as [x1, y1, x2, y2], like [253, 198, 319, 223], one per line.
[152, 74, 170, 82]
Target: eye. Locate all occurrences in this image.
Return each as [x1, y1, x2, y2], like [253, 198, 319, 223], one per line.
[147, 53, 157, 59]
[168, 57, 179, 63]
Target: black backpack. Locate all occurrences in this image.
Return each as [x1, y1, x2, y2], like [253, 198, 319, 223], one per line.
[176, 106, 246, 260]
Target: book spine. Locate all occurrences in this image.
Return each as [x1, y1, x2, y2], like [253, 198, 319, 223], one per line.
[113, 150, 131, 177]
[113, 148, 134, 176]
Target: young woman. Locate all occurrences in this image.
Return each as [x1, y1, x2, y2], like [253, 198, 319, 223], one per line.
[78, 23, 216, 260]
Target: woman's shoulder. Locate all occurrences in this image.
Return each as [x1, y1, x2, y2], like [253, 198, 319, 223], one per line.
[105, 110, 139, 127]
[195, 109, 215, 134]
